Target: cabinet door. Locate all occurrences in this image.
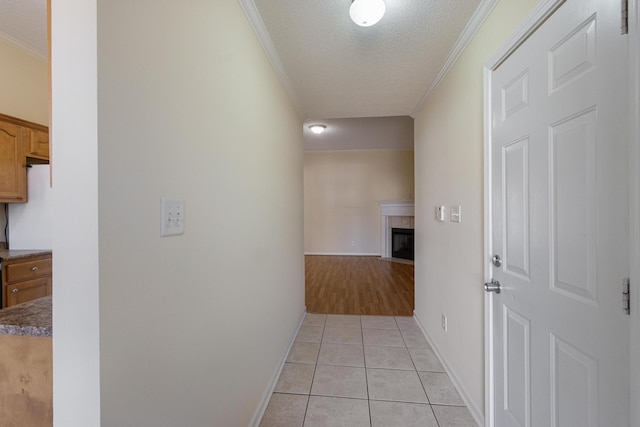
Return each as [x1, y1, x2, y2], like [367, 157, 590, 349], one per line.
[0, 120, 26, 202]
[26, 128, 49, 160]
[5, 278, 51, 308]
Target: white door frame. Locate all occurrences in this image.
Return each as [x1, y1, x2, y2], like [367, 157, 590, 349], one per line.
[482, 1, 640, 426]
[628, 1, 640, 426]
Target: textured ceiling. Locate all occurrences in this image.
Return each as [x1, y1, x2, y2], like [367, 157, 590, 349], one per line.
[253, 0, 481, 120]
[0, 0, 47, 59]
[0, 0, 486, 151]
[304, 116, 413, 151]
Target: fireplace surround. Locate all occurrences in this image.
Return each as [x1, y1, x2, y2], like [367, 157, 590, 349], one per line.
[379, 201, 414, 259]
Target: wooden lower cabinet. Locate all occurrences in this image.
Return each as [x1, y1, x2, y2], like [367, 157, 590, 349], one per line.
[2, 255, 52, 309]
[5, 278, 51, 307]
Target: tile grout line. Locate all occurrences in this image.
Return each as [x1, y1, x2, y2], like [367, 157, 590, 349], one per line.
[301, 314, 326, 427]
[360, 316, 374, 427]
[400, 315, 444, 427]
[284, 314, 461, 426]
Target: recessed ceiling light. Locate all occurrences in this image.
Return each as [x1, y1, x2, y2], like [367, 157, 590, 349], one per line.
[349, 0, 386, 27]
[309, 124, 326, 134]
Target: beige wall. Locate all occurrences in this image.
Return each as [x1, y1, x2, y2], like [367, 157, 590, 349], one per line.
[413, 0, 540, 421]
[0, 40, 49, 243]
[52, 1, 304, 425]
[304, 150, 414, 255]
[0, 40, 48, 124]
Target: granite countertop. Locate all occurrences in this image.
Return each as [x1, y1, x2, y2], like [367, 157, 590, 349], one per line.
[0, 249, 52, 262]
[0, 296, 52, 337]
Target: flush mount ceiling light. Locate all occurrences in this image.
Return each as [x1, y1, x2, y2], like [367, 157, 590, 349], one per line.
[308, 124, 326, 134]
[349, 0, 386, 27]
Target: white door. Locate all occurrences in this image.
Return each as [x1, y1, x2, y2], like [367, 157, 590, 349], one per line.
[488, 0, 630, 426]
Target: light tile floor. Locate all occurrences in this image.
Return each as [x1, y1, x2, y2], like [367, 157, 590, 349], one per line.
[259, 314, 477, 427]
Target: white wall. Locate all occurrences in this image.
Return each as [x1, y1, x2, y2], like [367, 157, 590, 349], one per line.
[51, 0, 100, 424]
[53, 0, 305, 426]
[413, 0, 540, 421]
[0, 39, 49, 244]
[304, 150, 414, 255]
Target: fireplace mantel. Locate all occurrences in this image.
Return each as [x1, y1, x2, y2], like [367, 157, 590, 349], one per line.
[379, 201, 415, 217]
[379, 201, 414, 259]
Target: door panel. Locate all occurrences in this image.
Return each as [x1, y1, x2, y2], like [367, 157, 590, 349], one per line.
[549, 109, 598, 305]
[502, 71, 529, 120]
[550, 334, 598, 427]
[548, 15, 596, 93]
[503, 307, 531, 427]
[489, 0, 629, 426]
[503, 137, 530, 280]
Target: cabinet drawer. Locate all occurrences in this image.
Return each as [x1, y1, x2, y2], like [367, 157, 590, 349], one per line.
[5, 277, 51, 308]
[5, 258, 52, 283]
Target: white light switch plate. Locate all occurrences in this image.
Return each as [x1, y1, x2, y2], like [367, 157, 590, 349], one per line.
[436, 206, 446, 222]
[450, 205, 461, 223]
[161, 198, 185, 236]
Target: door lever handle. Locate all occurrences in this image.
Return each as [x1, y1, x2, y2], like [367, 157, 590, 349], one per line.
[484, 280, 501, 294]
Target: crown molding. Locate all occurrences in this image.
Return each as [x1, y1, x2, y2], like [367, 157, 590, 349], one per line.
[0, 30, 47, 62]
[411, 0, 499, 117]
[237, 0, 306, 121]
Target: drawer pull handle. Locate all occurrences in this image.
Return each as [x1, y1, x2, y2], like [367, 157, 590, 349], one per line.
[12, 289, 18, 294]
[31, 266, 38, 272]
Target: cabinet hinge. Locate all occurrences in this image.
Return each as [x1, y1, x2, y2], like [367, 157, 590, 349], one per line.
[623, 277, 631, 315]
[622, 0, 629, 35]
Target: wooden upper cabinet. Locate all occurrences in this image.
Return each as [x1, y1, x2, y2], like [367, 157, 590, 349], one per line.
[0, 120, 27, 202]
[26, 128, 49, 161]
[0, 114, 49, 203]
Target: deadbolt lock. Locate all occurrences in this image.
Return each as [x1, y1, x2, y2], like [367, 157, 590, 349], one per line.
[492, 254, 502, 267]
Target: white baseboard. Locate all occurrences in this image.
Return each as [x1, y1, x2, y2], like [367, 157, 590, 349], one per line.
[413, 311, 484, 427]
[249, 307, 307, 427]
[304, 252, 380, 256]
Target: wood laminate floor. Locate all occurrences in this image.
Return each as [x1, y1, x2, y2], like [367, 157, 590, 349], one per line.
[305, 255, 414, 316]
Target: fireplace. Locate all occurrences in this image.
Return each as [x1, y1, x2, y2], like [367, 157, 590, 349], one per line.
[379, 201, 414, 259]
[391, 228, 414, 261]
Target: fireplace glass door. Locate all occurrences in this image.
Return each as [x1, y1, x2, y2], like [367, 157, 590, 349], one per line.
[391, 228, 414, 260]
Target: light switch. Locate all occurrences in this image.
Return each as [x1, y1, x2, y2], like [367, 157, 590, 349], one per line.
[161, 198, 185, 236]
[436, 206, 446, 222]
[450, 205, 461, 223]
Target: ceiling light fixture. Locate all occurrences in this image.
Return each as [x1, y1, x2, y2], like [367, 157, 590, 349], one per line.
[349, 0, 386, 27]
[309, 124, 327, 134]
